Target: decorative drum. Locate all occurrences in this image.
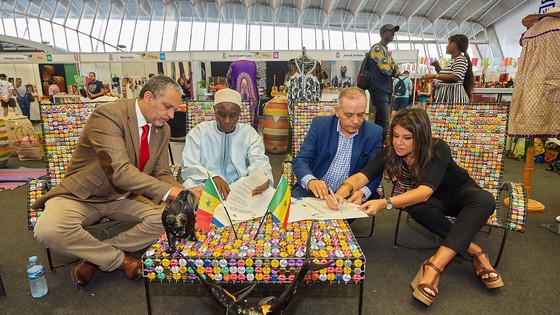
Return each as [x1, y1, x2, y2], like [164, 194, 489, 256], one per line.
[262, 97, 289, 154]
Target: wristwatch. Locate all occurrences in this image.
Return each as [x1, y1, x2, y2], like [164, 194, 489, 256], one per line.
[385, 198, 393, 210]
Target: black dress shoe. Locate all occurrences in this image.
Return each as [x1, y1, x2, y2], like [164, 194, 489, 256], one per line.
[71, 260, 98, 289]
[118, 252, 142, 281]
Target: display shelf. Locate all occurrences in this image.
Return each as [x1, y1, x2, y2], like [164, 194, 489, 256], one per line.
[472, 88, 513, 103]
[52, 94, 82, 104]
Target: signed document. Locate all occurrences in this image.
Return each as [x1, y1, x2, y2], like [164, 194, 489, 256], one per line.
[288, 197, 368, 222]
[213, 169, 273, 225]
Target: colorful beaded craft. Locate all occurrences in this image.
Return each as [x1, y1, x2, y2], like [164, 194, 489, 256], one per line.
[40, 103, 101, 188]
[142, 217, 365, 284]
[426, 103, 525, 231]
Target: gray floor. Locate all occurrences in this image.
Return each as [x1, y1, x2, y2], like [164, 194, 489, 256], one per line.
[0, 153, 559, 315]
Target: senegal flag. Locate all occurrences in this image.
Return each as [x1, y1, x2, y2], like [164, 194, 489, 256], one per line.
[196, 177, 222, 232]
[268, 176, 291, 229]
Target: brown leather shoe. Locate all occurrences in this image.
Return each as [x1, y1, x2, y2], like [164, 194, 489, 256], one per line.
[118, 252, 142, 281]
[71, 260, 98, 289]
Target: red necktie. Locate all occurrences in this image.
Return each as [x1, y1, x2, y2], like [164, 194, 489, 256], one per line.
[139, 124, 150, 171]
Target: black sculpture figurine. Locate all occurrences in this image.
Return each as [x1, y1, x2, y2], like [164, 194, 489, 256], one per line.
[161, 189, 198, 252]
[186, 222, 334, 314]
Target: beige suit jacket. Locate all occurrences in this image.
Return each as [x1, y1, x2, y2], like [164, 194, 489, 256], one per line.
[32, 98, 182, 209]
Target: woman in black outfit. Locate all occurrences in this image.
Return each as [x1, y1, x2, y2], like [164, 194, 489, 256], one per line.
[327, 108, 503, 306]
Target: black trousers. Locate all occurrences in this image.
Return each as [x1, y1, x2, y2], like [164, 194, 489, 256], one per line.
[406, 186, 495, 255]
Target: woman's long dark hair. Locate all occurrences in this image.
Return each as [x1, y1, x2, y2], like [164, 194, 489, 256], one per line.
[449, 34, 475, 101]
[385, 108, 434, 185]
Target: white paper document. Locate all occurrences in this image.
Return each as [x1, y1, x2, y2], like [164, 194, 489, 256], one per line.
[288, 197, 369, 222]
[212, 169, 273, 226]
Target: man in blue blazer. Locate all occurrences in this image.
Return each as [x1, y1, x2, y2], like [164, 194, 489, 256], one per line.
[292, 87, 383, 203]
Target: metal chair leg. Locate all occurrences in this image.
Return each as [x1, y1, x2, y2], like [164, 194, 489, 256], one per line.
[46, 248, 54, 272]
[358, 280, 364, 315]
[493, 228, 509, 268]
[145, 278, 152, 315]
[393, 209, 404, 247]
[393, 208, 439, 250]
[356, 216, 375, 239]
[168, 143, 175, 165]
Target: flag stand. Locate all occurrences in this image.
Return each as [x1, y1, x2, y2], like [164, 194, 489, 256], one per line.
[221, 203, 238, 239]
[252, 209, 270, 241]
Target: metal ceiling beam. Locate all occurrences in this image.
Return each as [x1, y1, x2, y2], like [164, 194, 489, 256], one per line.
[476, 0, 527, 28]
[294, 0, 310, 25]
[400, 0, 430, 21]
[451, 0, 488, 25]
[321, 0, 339, 15]
[373, 0, 398, 19]
[426, 0, 459, 23]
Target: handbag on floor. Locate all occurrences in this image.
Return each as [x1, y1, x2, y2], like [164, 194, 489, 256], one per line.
[13, 126, 43, 161]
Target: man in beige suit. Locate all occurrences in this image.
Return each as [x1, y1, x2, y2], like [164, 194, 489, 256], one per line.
[33, 75, 199, 288]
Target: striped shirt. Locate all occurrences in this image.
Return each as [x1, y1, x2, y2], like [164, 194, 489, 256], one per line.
[434, 55, 469, 103]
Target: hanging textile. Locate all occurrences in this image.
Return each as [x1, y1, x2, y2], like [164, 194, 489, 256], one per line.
[226, 59, 260, 129]
[508, 14, 560, 138]
[285, 58, 324, 115]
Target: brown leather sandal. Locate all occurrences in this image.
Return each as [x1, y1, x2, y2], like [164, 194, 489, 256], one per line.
[410, 260, 443, 306]
[471, 251, 504, 289]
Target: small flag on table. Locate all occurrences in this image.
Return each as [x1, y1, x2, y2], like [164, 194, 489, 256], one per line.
[268, 175, 291, 229]
[196, 177, 223, 231]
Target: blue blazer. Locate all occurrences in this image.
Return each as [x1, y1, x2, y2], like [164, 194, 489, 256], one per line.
[292, 115, 383, 197]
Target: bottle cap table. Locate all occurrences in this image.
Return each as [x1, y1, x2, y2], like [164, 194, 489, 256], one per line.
[142, 216, 366, 284]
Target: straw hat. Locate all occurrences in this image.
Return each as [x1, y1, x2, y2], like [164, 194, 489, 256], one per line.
[214, 88, 241, 107]
[522, 7, 560, 28]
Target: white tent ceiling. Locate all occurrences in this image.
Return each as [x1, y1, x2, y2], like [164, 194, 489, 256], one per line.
[0, 0, 528, 52]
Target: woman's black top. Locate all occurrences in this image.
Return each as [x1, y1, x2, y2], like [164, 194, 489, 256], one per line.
[360, 139, 479, 196]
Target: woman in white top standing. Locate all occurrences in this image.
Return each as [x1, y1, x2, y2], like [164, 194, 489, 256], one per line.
[423, 34, 474, 104]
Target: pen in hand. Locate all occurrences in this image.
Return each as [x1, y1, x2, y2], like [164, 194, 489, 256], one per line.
[328, 187, 342, 212]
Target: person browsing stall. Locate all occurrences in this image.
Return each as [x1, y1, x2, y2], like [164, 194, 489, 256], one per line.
[0, 73, 17, 117]
[391, 70, 413, 121]
[180, 88, 273, 200]
[327, 108, 502, 307]
[32, 75, 199, 289]
[292, 87, 383, 202]
[87, 72, 105, 99]
[423, 34, 475, 103]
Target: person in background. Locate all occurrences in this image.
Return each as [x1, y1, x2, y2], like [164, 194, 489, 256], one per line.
[79, 88, 90, 102]
[292, 87, 383, 202]
[391, 70, 413, 121]
[87, 72, 105, 99]
[181, 88, 272, 200]
[417, 78, 432, 110]
[210, 77, 227, 92]
[177, 77, 191, 101]
[327, 108, 502, 307]
[423, 34, 474, 103]
[368, 24, 401, 140]
[32, 75, 198, 289]
[0, 73, 17, 117]
[14, 78, 31, 119]
[48, 78, 60, 103]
